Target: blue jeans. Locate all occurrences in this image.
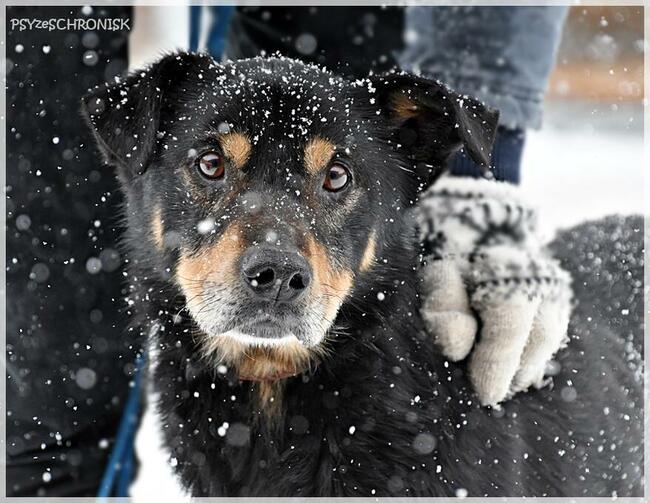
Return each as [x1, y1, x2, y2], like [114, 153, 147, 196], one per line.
[399, 6, 568, 131]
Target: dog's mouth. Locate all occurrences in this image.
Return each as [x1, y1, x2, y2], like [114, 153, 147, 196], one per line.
[236, 313, 302, 339]
[219, 307, 319, 345]
[225, 316, 305, 348]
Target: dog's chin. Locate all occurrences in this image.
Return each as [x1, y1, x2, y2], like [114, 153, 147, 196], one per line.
[197, 320, 327, 382]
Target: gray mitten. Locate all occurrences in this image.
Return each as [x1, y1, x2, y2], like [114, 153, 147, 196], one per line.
[416, 176, 573, 406]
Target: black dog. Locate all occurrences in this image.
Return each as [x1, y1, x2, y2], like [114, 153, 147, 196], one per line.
[82, 52, 642, 497]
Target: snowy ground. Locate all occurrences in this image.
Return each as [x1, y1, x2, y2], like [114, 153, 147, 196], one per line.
[520, 100, 644, 240]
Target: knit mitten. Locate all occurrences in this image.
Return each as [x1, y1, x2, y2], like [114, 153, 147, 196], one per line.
[416, 176, 573, 406]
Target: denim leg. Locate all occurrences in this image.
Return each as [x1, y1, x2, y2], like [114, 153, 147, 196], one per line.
[399, 6, 568, 131]
[450, 128, 525, 184]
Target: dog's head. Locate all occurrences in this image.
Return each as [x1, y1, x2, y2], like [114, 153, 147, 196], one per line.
[82, 53, 497, 380]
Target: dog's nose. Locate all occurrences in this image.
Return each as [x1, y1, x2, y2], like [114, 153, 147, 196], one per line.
[241, 247, 312, 303]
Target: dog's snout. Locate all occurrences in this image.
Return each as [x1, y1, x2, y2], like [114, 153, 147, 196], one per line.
[241, 248, 312, 303]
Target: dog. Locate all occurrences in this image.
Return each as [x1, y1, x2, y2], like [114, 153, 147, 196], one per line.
[82, 52, 643, 497]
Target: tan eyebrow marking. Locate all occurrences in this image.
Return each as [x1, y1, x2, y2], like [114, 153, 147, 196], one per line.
[304, 137, 336, 174]
[219, 132, 252, 169]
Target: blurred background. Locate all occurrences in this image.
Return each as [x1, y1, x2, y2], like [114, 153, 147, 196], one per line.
[525, 6, 644, 236]
[130, 5, 645, 237]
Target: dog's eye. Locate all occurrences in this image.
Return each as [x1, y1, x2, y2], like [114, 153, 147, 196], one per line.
[197, 152, 225, 179]
[323, 162, 350, 192]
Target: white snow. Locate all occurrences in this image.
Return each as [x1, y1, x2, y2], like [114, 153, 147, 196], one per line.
[520, 101, 643, 240]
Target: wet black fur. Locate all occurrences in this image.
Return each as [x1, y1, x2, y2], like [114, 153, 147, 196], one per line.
[82, 52, 642, 496]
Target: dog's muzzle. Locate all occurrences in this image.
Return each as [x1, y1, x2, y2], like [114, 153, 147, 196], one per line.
[240, 246, 312, 304]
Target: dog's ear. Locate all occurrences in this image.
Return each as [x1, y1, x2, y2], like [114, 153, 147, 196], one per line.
[81, 52, 211, 177]
[368, 73, 499, 186]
